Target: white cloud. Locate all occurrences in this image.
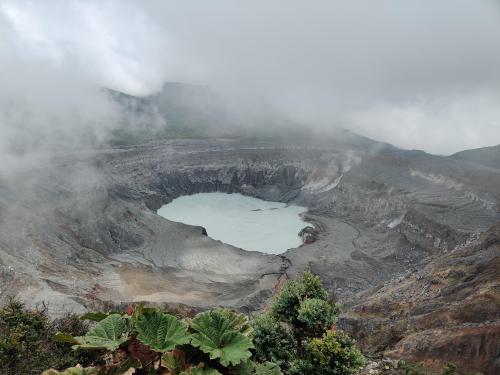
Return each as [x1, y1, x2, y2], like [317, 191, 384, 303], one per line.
[346, 91, 500, 154]
[0, 0, 499, 155]
[0, 0, 197, 95]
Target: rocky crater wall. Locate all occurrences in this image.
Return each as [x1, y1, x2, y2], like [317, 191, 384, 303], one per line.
[1, 139, 499, 334]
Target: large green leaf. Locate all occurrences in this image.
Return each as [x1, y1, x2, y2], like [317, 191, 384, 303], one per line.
[232, 360, 255, 375]
[44, 359, 140, 375]
[213, 308, 253, 337]
[42, 365, 98, 375]
[162, 352, 182, 370]
[136, 311, 190, 352]
[190, 310, 253, 367]
[180, 368, 222, 375]
[73, 314, 130, 350]
[129, 302, 161, 324]
[254, 362, 283, 375]
[53, 332, 80, 345]
[80, 312, 110, 322]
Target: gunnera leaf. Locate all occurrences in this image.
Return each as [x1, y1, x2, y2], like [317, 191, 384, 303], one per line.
[254, 362, 284, 375]
[232, 360, 256, 375]
[42, 365, 98, 375]
[213, 308, 253, 337]
[73, 314, 130, 350]
[53, 332, 81, 345]
[79, 312, 110, 322]
[136, 311, 190, 352]
[190, 310, 253, 367]
[180, 367, 222, 375]
[162, 352, 181, 370]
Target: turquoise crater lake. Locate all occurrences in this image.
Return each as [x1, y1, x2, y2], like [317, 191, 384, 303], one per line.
[157, 192, 311, 254]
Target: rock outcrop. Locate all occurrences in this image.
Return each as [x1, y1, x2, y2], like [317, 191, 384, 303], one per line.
[341, 223, 500, 374]
[298, 226, 319, 244]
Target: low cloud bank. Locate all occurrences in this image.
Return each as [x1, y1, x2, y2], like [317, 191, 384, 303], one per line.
[0, 0, 499, 161]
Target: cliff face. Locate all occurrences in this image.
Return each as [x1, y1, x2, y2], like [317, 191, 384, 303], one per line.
[0, 137, 499, 372]
[342, 223, 500, 374]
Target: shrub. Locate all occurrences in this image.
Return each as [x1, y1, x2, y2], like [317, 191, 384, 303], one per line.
[398, 361, 432, 375]
[385, 361, 482, 375]
[253, 271, 364, 375]
[270, 271, 327, 324]
[441, 363, 458, 375]
[301, 330, 364, 375]
[296, 298, 339, 337]
[251, 313, 295, 368]
[0, 299, 98, 374]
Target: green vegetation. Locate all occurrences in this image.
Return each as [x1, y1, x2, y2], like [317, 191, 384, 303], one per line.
[395, 361, 482, 375]
[0, 299, 99, 375]
[252, 271, 363, 375]
[48, 306, 261, 374]
[36, 272, 365, 374]
[0, 272, 365, 374]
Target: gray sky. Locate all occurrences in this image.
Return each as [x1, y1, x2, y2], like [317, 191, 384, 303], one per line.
[1, 0, 500, 154]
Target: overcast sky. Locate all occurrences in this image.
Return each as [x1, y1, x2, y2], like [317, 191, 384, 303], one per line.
[1, 0, 500, 155]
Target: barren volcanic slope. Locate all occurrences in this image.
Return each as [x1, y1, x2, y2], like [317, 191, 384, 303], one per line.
[450, 144, 500, 170]
[342, 223, 500, 374]
[0, 135, 499, 372]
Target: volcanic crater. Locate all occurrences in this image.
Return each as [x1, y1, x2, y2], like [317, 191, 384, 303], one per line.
[0, 136, 499, 372]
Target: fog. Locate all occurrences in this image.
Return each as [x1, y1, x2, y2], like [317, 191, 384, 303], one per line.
[1, 0, 500, 158]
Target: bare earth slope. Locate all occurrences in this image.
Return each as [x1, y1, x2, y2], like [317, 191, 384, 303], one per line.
[342, 223, 500, 374]
[0, 137, 499, 372]
[451, 144, 500, 170]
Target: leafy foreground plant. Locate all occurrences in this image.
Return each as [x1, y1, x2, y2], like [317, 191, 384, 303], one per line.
[47, 306, 282, 375]
[44, 272, 363, 375]
[252, 271, 364, 375]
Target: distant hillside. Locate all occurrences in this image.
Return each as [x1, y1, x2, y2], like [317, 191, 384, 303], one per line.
[105, 82, 311, 145]
[106, 82, 233, 144]
[451, 144, 500, 169]
[105, 83, 399, 149]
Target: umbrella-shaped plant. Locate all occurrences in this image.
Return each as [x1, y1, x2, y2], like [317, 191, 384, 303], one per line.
[46, 306, 281, 375]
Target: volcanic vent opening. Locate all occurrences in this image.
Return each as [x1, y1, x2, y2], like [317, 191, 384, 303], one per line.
[157, 192, 312, 254]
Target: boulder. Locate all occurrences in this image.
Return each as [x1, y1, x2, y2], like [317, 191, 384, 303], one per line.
[298, 226, 319, 244]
